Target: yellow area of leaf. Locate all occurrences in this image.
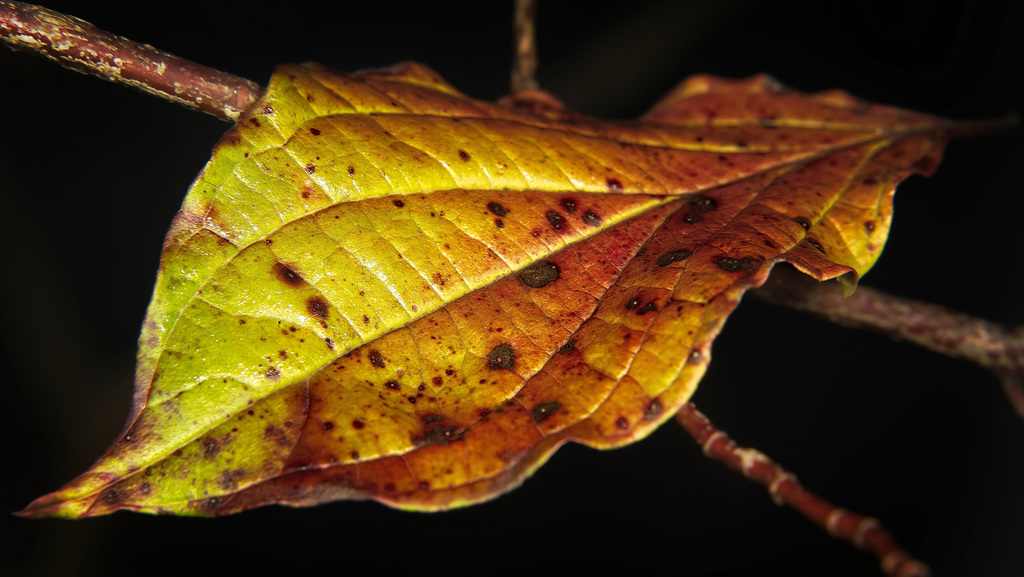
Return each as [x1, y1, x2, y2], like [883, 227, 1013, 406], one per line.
[21, 63, 948, 518]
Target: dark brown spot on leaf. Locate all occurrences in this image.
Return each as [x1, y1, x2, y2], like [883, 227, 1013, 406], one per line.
[615, 416, 629, 429]
[458, 150, 470, 161]
[582, 210, 602, 227]
[487, 344, 515, 371]
[495, 218, 504, 228]
[488, 202, 507, 217]
[432, 376, 443, 387]
[393, 199, 405, 208]
[202, 437, 220, 460]
[561, 198, 577, 213]
[606, 178, 623, 192]
[274, 263, 304, 286]
[352, 419, 365, 429]
[794, 216, 812, 230]
[265, 367, 280, 379]
[347, 166, 355, 175]
[864, 220, 876, 233]
[369, 350, 385, 368]
[715, 257, 756, 272]
[807, 237, 826, 253]
[385, 380, 400, 390]
[637, 302, 657, 315]
[309, 127, 321, 136]
[531, 401, 561, 423]
[519, 260, 560, 288]
[625, 297, 641, 310]
[322, 421, 335, 431]
[656, 249, 693, 267]
[689, 194, 716, 212]
[307, 297, 329, 319]
[546, 211, 566, 231]
[644, 398, 663, 421]
[558, 339, 576, 354]
[684, 213, 703, 224]
[305, 163, 315, 175]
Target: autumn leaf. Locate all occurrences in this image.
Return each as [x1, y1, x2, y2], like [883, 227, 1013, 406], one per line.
[20, 61, 950, 518]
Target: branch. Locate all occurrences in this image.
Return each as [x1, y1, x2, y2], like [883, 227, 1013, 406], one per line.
[511, 0, 538, 92]
[752, 267, 1024, 417]
[0, 1, 261, 121]
[675, 403, 931, 577]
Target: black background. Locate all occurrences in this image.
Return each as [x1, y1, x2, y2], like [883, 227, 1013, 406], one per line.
[1, 1, 1022, 576]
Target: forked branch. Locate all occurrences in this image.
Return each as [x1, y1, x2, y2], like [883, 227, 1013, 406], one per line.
[676, 403, 931, 577]
[0, 1, 260, 121]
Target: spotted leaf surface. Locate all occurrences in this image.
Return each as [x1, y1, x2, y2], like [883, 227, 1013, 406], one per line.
[22, 62, 949, 517]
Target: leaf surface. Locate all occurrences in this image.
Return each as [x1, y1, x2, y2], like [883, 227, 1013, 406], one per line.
[22, 62, 949, 517]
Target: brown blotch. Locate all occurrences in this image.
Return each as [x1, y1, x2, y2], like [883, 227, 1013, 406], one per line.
[385, 380, 401, 390]
[615, 416, 629, 429]
[582, 210, 602, 227]
[643, 398, 663, 421]
[606, 178, 623, 192]
[656, 249, 693, 267]
[794, 216, 812, 230]
[273, 262, 305, 286]
[546, 211, 566, 231]
[864, 220, 876, 233]
[307, 296, 329, 319]
[488, 202, 507, 217]
[393, 199, 405, 208]
[636, 302, 657, 315]
[202, 437, 220, 460]
[684, 213, 703, 224]
[625, 297, 641, 310]
[322, 421, 335, 431]
[531, 401, 562, 423]
[368, 350, 385, 368]
[265, 367, 280, 379]
[561, 198, 577, 213]
[519, 260, 560, 288]
[218, 469, 246, 490]
[689, 194, 716, 213]
[487, 344, 515, 371]
[558, 339, 576, 354]
[309, 127, 321, 136]
[432, 376, 443, 387]
[352, 419, 365, 429]
[458, 150, 470, 161]
[102, 489, 122, 505]
[715, 257, 756, 272]
[806, 237, 826, 253]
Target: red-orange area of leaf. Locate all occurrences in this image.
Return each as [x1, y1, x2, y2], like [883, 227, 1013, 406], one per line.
[21, 62, 949, 518]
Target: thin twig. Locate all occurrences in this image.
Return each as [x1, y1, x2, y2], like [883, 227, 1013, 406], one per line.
[675, 403, 931, 577]
[511, 0, 538, 92]
[752, 267, 1024, 417]
[0, 1, 261, 121]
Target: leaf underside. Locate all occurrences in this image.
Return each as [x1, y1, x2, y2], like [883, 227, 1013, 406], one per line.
[22, 62, 948, 518]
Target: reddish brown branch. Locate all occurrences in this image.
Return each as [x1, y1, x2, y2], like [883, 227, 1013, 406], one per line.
[675, 403, 931, 577]
[0, 1, 261, 121]
[511, 0, 538, 92]
[752, 267, 1024, 417]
